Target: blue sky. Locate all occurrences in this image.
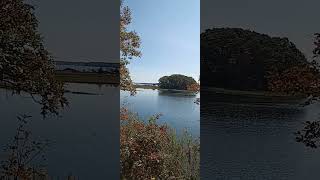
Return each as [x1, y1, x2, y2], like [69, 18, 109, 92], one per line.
[125, 0, 200, 83]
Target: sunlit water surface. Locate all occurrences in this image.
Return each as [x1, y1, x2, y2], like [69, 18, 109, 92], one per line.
[121, 88, 200, 137]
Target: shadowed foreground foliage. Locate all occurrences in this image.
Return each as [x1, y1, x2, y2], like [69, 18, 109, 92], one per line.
[295, 120, 320, 148]
[288, 33, 320, 148]
[120, 109, 200, 180]
[0, 115, 49, 179]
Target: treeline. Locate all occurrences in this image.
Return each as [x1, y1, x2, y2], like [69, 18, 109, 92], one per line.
[201, 27, 310, 91]
[158, 74, 199, 91]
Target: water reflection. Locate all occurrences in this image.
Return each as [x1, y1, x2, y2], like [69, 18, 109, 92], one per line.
[201, 92, 320, 180]
[158, 89, 198, 97]
[121, 88, 200, 137]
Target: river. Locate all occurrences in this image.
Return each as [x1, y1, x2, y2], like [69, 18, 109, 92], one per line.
[0, 84, 200, 178]
[201, 91, 320, 180]
[0, 83, 119, 179]
[121, 88, 200, 137]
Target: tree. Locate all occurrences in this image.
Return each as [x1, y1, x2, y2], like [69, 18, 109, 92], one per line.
[294, 33, 320, 148]
[158, 74, 198, 91]
[120, 0, 141, 94]
[201, 28, 308, 91]
[0, 0, 67, 116]
[313, 33, 320, 58]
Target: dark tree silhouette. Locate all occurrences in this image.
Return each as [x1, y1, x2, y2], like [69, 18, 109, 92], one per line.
[201, 28, 308, 91]
[0, 0, 68, 178]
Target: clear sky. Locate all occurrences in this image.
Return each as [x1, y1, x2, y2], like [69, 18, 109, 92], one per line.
[125, 0, 200, 83]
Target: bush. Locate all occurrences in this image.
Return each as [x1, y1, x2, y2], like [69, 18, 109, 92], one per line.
[120, 110, 200, 179]
[158, 74, 198, 91]
[267, 65, 320, 95]
[0, 115, 49, 179]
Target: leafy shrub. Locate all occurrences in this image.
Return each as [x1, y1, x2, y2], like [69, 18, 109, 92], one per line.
[120, 110, 199, 179]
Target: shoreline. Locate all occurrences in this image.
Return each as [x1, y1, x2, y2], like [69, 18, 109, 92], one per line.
[135, 85, 199, 93]
[202, 86, 307, 105]
[55, 72, 119, 85]
[202, 87, 306, 97]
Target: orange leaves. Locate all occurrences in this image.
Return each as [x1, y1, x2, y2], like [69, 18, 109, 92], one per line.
[267, 65, 320, 96]
[120, 110, 199, 179]
[120, 107, 130, 121]
[120, 117, 168, 179]
[187, 83, 200, 92]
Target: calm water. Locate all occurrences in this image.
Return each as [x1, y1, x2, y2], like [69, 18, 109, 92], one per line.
[0, 83, 119, 179]
[0, 86, 199, 178]
[121, 88, 200, 137]
[201, 91, 320, 180]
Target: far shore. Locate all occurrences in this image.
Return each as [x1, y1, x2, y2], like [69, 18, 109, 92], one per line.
[134, 84, 158, 89]
[202, 87, 306, 97]
[55, 72, 119, 85]
[202, 86, 308, 105]
[134, 84, 199, 94]
[0, 72, 119, 91]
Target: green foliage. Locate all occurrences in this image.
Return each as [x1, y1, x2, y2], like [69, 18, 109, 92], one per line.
[120, 111, 200, 179]
[158, 74, 198, 90]
[0, 0, 67, 116]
